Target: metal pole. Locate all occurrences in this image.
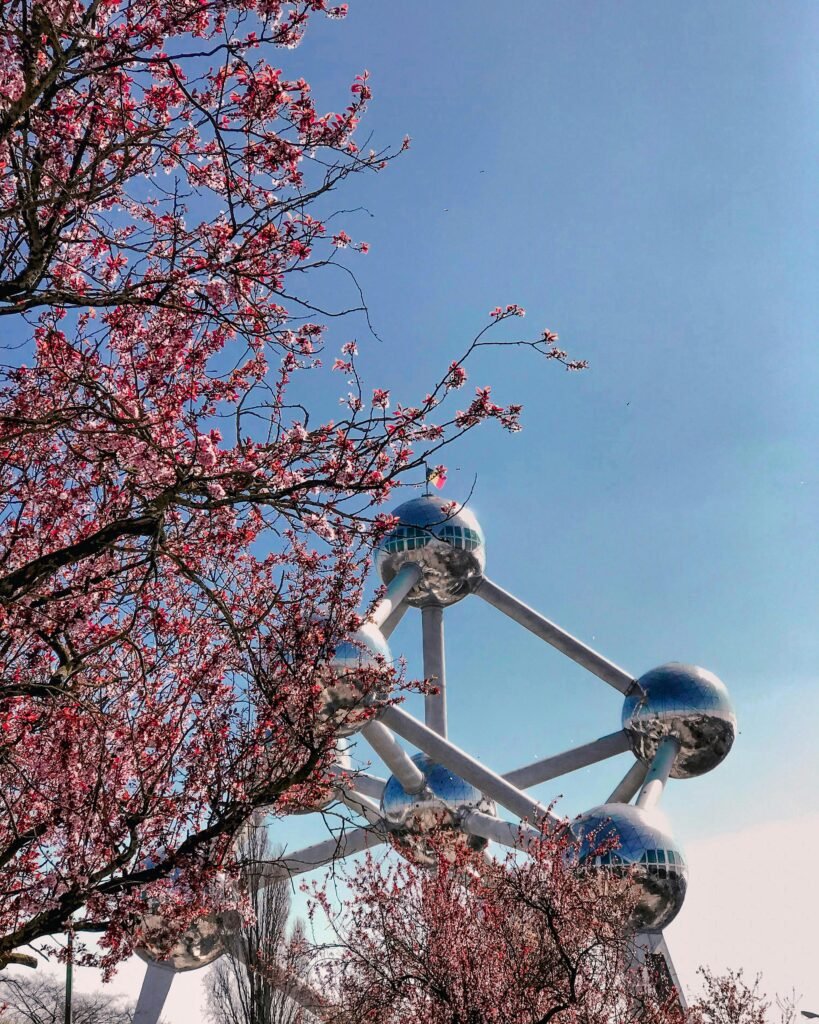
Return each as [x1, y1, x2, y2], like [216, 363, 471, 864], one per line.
[475, 577, 637, 695]
[361, 720, 426, 793]
[635, 737, 679, 812]
[370, 564, 422, 628]
[133, 963, 176, 1024]
[380, 706, 557, 828]
[607, 759, 649, 803]
[460, 809, 542, 851]
[380, 600, 409, 639]
[63, 931, 72, 1024]
[503, 731, 631, 789]
[422, 605, 447, 736]
[257, 826, 388, 887]
[633, 931, 688, 1009]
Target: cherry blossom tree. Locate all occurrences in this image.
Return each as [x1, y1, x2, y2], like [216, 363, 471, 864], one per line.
[0, 0, 585, 975]
[309, 832, 796, 1024]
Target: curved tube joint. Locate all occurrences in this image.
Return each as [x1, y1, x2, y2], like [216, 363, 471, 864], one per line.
[133, 962, 176, 1024]
[475, 577, 636, 694]
[422, 604, 447, 736]
[370, 563, 423, 628]
[504, 731, 631, 789]
[607, 758, 649, 804]
[361, 720, 426, 794]
[460, 809, 542, 852]
[380, 705, 558, 828]
[635, 736, 680, 812]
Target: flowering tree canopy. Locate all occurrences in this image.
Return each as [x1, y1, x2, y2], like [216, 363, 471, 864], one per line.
[309, 830, 795, 1024]
[0, 0, 585, 972]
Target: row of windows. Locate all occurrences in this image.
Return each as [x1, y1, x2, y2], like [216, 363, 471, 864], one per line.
[383, 523, 482, 554]
[595, 848, 684, 880]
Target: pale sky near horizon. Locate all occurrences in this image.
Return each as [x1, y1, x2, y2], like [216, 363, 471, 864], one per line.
[9, 1, 819, 1019]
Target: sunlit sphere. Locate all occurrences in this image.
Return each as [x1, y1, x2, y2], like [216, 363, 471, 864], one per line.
[380, 753, 496, 866]
[570, 803, 687, 932]
[622, 663, 737, 779]
[136, 909, 241, 971]
[375, 496, 486, 607]
[317, 622, 392, 737]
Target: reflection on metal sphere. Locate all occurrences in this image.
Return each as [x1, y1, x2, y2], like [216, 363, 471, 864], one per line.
[623, 663, 737, 779]
[136, 909, 241, 971]
[571, 803, 687, 932]
[375, 496, 486, 607]
[318, 622, 392, 737]
[380, 753, 496, 866]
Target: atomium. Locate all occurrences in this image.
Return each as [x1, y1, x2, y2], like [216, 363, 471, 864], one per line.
[375, 495, 486, 607]
[623, 663, 737, 778]
[380, 753, 496, 866]
[132, 491, 735, 1023]
[570, 803, 688, 932]
[316, 621, 392, 737]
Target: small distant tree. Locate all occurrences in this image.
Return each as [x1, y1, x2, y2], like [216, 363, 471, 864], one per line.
[0, 972, 148, 1024]
[206, 823, 314, 1024]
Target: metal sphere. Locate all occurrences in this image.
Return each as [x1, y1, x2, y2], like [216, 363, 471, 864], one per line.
[380, 753, 496, 866]
[623, 663, 737, 779]
[570, 803, 688, 932]
[317, 622, 392, 737]
[375, 496, 486, 607]
[136, 909, 241, 971]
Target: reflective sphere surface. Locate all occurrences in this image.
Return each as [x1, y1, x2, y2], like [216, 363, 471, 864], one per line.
[380, 753, 496, 866]
[136, 909, 241, 971]
[317, 622, 392, 737]
[375, 497, 486, 607]
[623, 663, 737, 778]
[570, 803, 687, 932]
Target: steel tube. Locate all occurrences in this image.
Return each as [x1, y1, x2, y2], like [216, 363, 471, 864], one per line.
[607, 759, 649, 804]
[337, 787, 383, 827]
[235, 946, 333, 1020]
[380, 600, 409, 639]
[635, 736, 680, 811]
[370, 563, 422, 628]
[461, 809, 542, 852]
[475, 577, 636, 694]
[503, 731, 631, 789]
[330, 769, 386, 801]
[422, 604, 447, 736]
[361, 720, 426, 793]
[633, 931, 688, 1009]
[380, 705, 557, 827]
[133, 963, 176, 1024]
[259, 826, 387, 885]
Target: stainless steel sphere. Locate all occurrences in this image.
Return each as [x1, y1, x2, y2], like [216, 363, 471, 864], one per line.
[380, 753, 496, 866]
[375, 496, 486, 607]
[317, 622, 392, 737]
[623, 663, 737, 778]
[136, 908, 241, 971]
[570, 803, 687, 932]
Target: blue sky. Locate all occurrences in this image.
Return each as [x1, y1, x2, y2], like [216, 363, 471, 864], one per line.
[31, 2, 819, 1016]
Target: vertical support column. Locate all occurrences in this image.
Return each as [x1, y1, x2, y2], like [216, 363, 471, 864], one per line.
[422, 604, 447, 737]
[133, 963, 176, 1024]
[635, 737, 680, 812]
